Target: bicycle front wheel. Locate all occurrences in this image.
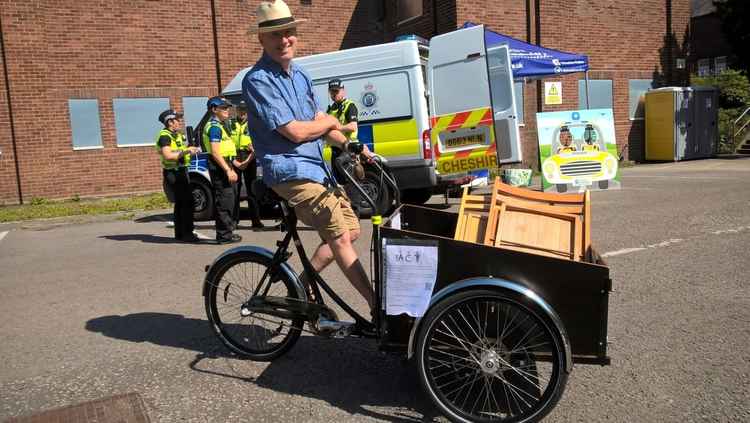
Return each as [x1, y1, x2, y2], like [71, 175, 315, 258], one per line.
[204, 252, 303, 361]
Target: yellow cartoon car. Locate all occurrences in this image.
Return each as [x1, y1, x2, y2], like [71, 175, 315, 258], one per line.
[542, 122, 618, 192]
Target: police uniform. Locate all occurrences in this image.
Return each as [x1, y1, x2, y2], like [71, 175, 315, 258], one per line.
[202, 97, 239, 243]
[230, 106, 263, 228]
[155, 109, 196, 242]
[325, 79, 358, 185]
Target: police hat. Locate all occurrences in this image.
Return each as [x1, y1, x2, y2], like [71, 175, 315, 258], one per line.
[328, 79, 343, 91]
[236, 100, 248, 111]
[158, 109, 183, 125]
[207, 96, 231, 109]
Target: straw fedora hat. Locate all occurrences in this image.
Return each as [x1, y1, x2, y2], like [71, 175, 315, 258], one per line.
[254, 0, 307, 34]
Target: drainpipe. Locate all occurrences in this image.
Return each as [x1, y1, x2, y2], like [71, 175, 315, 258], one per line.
[432, 0, 439, 36]
[0, 13, 23, 204]
[209, 0, 222, 93]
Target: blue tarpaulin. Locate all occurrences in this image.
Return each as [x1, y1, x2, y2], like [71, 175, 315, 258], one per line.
[463, 22, 589, 79]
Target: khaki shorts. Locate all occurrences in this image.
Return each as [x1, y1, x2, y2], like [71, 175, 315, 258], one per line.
[273, 180, 360, 241]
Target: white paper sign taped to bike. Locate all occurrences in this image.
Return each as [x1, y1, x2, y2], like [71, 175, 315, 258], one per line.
[383, 239, 438, 317]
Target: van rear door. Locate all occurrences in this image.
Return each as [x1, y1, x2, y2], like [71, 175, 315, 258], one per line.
[427, 25, 521, 177]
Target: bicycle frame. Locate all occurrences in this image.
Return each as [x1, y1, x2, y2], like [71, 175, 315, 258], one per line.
[248, 151, 400, 335]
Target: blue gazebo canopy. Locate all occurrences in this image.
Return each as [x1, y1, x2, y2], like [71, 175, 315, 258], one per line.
[462, 22, 589, 79]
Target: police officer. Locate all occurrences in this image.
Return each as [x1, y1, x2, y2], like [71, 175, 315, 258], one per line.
[202, 97, 241, 244]
[230, 101, 264, 229]
[326, 78, 359, 185]
[156, 109, 200, 242]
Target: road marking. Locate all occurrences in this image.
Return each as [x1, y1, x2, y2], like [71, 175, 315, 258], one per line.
[710, 225, 750, 235]
[602, 225, 750, 258]
[0, 231, 8, 243]
[601, 247, 647, 257]
[602, 239, 684, 258]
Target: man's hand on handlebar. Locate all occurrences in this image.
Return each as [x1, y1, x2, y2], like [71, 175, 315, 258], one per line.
[346, 141, 375, 163]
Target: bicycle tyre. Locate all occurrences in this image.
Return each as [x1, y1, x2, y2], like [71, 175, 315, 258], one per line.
[416, 288, 568, 423]
[204, 251, 303, 361]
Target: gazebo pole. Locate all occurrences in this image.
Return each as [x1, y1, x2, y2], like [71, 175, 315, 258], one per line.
[585, 70, 591, 109]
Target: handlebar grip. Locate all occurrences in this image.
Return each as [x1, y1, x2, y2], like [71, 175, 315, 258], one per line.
[346, 141, 364, 154]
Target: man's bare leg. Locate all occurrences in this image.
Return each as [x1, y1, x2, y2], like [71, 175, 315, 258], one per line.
[327, 230, 374, 310]
[308, 229, 359, 271]
[304, 229, 373, 310]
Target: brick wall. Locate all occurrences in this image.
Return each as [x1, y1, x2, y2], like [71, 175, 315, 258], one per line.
[0, 0, 376, 204]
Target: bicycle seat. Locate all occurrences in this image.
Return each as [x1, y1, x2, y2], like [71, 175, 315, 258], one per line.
[251, 179, 283, 205]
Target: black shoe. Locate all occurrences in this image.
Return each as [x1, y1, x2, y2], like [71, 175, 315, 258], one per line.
[180, 234, 201, 243]
[251, 220, 265, 229]
[217, 234, 242, 244]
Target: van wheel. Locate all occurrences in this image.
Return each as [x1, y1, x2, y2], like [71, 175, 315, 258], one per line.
[598, 180, 609, 189]
[556, 184, 568, 193]
[191, 179, 214, 221]
[351, 169, 392, 218]
[402, 188, 432, 205]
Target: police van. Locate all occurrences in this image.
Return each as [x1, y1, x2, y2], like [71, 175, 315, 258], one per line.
[186, 25, 520, 219]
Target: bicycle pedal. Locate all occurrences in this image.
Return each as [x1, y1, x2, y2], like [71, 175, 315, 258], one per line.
[316, 319, 355, 338]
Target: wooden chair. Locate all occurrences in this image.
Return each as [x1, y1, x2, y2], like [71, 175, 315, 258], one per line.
[484, 177, 592, 261]
[453, 187, 491, 244]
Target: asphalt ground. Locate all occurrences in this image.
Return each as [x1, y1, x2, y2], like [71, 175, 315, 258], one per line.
[1, 158, 749, 422]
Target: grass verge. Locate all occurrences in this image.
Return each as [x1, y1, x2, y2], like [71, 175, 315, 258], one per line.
[0, 193, 170, 223]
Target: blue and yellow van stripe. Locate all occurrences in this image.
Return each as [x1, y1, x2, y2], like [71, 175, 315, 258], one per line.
[323, 118, 420, 160]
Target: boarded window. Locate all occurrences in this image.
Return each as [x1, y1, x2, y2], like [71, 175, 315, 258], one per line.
[628, 79, 653, 120]
[113, 98, 170, 147]
[69, 99, 103, 150]
[578, 79, 613, 110]
[182, 97, 208, 129]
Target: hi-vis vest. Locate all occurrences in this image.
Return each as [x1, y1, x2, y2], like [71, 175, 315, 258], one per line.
[326, 99, 357, 141]
[202, 119, 237, 158]
[231, 120, 252, 150]
[155, 129, 189, 169]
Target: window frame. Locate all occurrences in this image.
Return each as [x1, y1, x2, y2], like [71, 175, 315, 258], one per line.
[697, 58, 710, 77]
[714, 56, 727, 75]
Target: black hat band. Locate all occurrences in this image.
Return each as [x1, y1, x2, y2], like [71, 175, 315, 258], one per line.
[259, 16, 295, 28]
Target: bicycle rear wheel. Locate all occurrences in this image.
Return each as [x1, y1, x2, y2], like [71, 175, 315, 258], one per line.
[416, 288, 568, 423]
[204, 252, 303, 361]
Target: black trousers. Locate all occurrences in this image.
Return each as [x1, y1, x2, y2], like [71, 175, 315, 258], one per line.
[163, 167, 194, 239]
[233, 159, 262, 224]
[208, 160, 237, 241]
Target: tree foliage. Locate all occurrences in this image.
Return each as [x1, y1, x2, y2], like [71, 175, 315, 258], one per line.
[715, 0, 750, 74]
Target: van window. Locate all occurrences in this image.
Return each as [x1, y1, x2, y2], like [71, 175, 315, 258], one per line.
[487, 46, 513, 112]
[432, 56, 489, 116]
[315, 71, 413, 123]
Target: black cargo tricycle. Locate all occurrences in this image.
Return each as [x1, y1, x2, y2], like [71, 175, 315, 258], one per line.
[202, 145, 611, 423]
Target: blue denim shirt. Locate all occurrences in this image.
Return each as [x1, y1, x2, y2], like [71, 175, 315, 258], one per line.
[242, 53, 333, 187]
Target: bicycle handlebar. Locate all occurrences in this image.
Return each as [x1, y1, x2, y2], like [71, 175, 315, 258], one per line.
[333, 147, 400, 216]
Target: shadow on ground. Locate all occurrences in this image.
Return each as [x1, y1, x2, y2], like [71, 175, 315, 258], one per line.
[134, 213, 173, 223]
[99, 234, 183, 244]
[85, 312, 440, 422]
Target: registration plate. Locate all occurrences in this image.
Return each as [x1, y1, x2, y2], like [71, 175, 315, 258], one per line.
[572, 178, 591, 187]
[444, 133, 485, 149]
